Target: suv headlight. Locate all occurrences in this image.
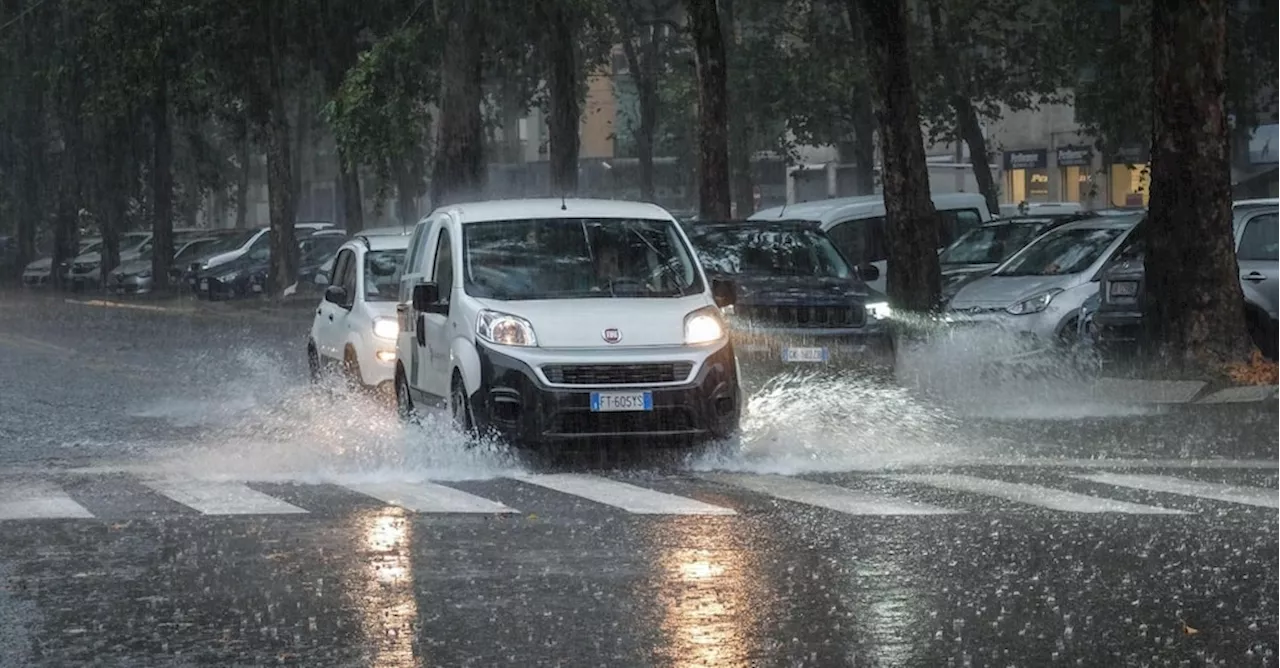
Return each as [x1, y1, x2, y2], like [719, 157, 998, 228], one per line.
[476, 310, 537, 347]
[372, 317, 398, 340]
[865, 301, 892, 320]
[1006, 289, 1063, 315]
[684, 307, 726, 345]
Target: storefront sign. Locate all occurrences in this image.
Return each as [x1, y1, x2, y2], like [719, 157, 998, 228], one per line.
[1004, 149, 1047, 170]
[1112, 144, 1150, 165]
[1056, 145, 1093, 167]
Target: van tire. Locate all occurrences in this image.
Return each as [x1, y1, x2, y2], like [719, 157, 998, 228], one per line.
[307, 342, 321, 383]
[451, 372, 475, 434]
[395, 366, 415, 422]
[343, 346, 362, 388]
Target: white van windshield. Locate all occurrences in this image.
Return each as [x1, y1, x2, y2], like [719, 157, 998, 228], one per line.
[463, 218, 704, 300]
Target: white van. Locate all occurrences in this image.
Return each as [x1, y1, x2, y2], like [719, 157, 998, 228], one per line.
[750, 192, 993, 293]
[393, 198, 742, 448]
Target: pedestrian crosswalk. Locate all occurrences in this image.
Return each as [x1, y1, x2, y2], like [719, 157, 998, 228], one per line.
[0, 468, 1273, 522]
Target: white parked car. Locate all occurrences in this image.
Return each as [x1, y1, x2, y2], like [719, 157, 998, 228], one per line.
[393, 198, 743, 448]
[306, 231, 411, 391]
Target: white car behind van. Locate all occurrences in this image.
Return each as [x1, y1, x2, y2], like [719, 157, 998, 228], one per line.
[394, 198, 742, 448]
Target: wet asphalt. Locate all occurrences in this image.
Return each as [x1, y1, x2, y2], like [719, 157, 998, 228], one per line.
[0, 288, 1276, 667]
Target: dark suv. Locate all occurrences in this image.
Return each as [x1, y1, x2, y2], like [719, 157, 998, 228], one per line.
[683, 219, 893, 371]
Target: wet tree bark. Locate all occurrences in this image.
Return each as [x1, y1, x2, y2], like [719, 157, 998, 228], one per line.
[394, 157, 419, 226]
[1143, 0, 1252, 369]
[540, 0, 580, 195]
[686, 0, 731, 220]
[849, 94, 877, 195]
[848, 0, 941, 312]
[617, 0, 666, 202]
[235, 133, 250, 229]
[431, 0, 487, 207]
[721, 0, 755, 217]
[925, 1, 999, 216]
[264, 92, 299, 296]
[149, 77, 175, 291]
[338, 155, 364, 233]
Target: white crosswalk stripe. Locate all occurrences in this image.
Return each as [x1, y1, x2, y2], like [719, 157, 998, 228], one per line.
[885, 473, 1188, 514]
[141, 479, 308, 515]
[1073, 473, 1279, 509]
[0, 467, 1274, 521]
[0, 480, 94, 520]
[512, 473, 737, 515]
[704, 473, 956, 515]
[343, 481, 517, 514]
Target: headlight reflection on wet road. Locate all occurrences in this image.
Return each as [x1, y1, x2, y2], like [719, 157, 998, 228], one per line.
[356, 507, 419, 667]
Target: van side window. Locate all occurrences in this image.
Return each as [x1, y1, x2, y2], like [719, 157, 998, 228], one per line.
[826, 220, 865, 265]
[433, 229, 454, 305]
[1239, 213, 1278, 261]
[339, 249, 357, 304]
[864, 216, 887, 263]
[331, 250, 352, 295]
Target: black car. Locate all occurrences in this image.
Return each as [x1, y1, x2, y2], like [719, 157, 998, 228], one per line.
[196, 229, 346, 300]
[684, 219, 893, 371]
[247, 231, 347, 295]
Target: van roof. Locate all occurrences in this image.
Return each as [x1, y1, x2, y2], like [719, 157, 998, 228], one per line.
[358, 234, 411, 251]
[749, 192, 989, 224]
[433, 198, 675, 224]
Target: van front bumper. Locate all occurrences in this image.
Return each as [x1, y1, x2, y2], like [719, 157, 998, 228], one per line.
[471, 341, 742, 447]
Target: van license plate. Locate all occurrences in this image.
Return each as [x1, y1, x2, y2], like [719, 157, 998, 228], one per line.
[783, 347, 828, 363]
[199, 279, 209, 291]
[590, 392, 653, 412]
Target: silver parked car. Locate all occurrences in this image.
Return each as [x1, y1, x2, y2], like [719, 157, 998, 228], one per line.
[946, 213, 1143, 342]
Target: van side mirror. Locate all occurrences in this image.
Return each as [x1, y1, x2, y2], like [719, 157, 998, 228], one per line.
[412, 282, 440, 312]
[711, 278, 736, 308]
[324, 285, 348, 306]
[314, 272, 329, 286]
[859, 264, 880, 282]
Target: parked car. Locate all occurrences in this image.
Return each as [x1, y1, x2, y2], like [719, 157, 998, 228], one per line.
[248, 230, 349, 296]
[181, 222, 334, 292]
[394, 198, 742, 448]
[108, 232, 240, 296]
[946, 213, 1144, 343]
[196, 228, 342, 300]
[750, 192, 994, 295]
[23, 238, 100, 287]
[683, 219, 893, 370]
[1093, 203, 1278, 358]
[64, 231, 153, 290]
[939, 215, 1089, 302]
[306, 232, 410, 391]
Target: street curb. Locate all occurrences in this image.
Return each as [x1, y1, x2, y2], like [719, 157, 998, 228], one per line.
[1094, 376, 1278, 406]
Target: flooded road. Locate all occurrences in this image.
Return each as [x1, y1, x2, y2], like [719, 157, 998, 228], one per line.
[0, 290, 1275, 666]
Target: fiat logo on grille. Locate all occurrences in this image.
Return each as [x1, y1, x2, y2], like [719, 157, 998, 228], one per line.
[602, 328, 622, 344]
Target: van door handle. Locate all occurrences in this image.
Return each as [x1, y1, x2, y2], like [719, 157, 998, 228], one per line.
[1243, 272, 1267, 282]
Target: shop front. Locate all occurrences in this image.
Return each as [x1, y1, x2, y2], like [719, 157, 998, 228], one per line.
[1004, 149, 1049, 204]
[1108, 144, 1150, 208]
[1055, 145, 1096, 204]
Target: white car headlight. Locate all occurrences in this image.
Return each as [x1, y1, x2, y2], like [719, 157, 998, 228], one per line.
[476, 310, 537, 347]
[218, 272, 239, 283]
[1006, 289, 1062, 315]
[372, 317, 399, 340]
[684, 308, 726, 345]
[865, 301, 892, 320]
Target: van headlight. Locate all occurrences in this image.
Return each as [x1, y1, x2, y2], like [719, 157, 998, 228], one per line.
[684, 308, 726, 345]
[1006, 289, 1062, 315]
[372, 317, 399, 340]
[476, 310, 538, 347]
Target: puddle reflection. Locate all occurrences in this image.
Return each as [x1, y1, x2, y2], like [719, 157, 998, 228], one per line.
[353, 507, 419, 667]
[644, 520, 762, 667]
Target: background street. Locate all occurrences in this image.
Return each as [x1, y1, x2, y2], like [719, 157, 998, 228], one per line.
[0, 290, 1274, 667]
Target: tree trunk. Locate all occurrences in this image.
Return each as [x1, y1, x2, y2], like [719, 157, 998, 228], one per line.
[265, 101, 299, 296]
[338, 154, 364, 233]
[149, 79, 175, 291]
[953, 96, 999, 215]
[686, 0, 731, 219]
[1143, 0, 1252, 369]
[619, 14, 658, 201]
[720, 0, 754, 217]
[541, 0, 580, 195]
[235, 136, 250, 229]
[431, 0, 487, 207]
[96, 120, 127, 282]
[850, 94, 877, 195]
[395, 158, 419, 226]
[848, 0, 941, 312]
[500, 79, 524, 163]
[13, 97, 43, 278]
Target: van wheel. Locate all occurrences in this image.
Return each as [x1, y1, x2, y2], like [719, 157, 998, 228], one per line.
[307, 343, 321, 383]
[451, 373, 475, 434]
[343, 347, 362, 388]
[395, 367, 415, 422]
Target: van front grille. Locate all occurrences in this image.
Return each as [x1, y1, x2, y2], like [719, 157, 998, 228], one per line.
[542, 362, 693, 385]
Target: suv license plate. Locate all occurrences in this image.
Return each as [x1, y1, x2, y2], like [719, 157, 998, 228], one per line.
[1108, 280, 1138, 297]
[783, 347, 829, 363]
[590, 391, 653, 412]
